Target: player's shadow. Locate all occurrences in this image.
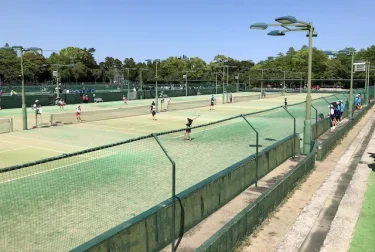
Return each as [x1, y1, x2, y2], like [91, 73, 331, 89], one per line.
[249, 144, 263, 148]
[367, 152, 375, 172]
[264, 138, 277, 142]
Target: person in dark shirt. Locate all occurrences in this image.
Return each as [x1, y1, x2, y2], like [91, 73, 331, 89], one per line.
[151, 101, 156, 120]
[182, 115, 200, 142]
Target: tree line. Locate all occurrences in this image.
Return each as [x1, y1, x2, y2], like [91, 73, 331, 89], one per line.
[0, 43, 374, 87]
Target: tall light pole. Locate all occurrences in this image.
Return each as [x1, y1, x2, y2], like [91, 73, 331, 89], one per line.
[235, 73, 240, 92]
[145, 59, 161, 112]
[125, 67, 137, 99]
[47, 64, 74, 99]
[224, 65, 237, 99]
[251, 16, 317, 154]
[183, 70, 196, 96]
[282, 71, 286, 95]
[214, 72, 220, 94]
[222, 65, 226, 104]
[371, 66, 375, 99]
[365, 62, 370, 104]
[1, 45, 43, 130]
[324, 50, 355, 118]
[249, 69, 265, 96]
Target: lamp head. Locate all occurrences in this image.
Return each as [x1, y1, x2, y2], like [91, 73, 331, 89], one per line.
[275, 16, 297, 24]
[250, 23, 268, 30]
[267, 30, 285, 36]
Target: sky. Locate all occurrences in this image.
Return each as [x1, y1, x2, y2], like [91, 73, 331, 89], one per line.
[1, 0, 374, 64]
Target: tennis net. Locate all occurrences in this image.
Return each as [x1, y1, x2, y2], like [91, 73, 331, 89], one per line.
[161, 99, 211, 112]
[50, 105, 151, 125]
[0, 118, 13, 134]
[232, 94, 260, 103]
[263, 92, 283, 98]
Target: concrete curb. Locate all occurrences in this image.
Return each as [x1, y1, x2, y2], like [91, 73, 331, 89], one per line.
[320, 117, 374, 252]
[275, 115, 374, 252]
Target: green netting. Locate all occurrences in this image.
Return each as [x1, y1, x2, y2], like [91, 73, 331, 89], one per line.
[0, 137, 173, 251]
[0, 95, 353, 251]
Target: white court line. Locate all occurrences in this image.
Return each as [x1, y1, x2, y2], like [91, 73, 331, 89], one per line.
[3, 135, 87, 149]
[0, 147, 29, 154]
[0, 140, 65, 153]
[0, 153, 113, 185]
[168, 108, 283, 139]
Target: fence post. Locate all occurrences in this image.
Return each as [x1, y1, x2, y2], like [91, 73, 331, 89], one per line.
[152, 134, 177, 252]
[311, 105, 318, 140]
[241, 115, 259, 187]
[281, 106, 296, 159]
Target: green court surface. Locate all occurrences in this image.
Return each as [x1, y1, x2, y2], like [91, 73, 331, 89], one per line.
[0, 92, 337, 251]
[349, 170, 375, 252]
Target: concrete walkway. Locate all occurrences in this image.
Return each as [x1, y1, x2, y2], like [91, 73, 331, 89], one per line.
[276, 115, 374, 252]
[240, 109, 374, 252]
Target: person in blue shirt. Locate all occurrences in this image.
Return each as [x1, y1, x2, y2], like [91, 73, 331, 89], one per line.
[358, 94, 362, 109]
[354, 95, 360, 110]
[339, 100, 345, 120]
[210, 95, 215, 110]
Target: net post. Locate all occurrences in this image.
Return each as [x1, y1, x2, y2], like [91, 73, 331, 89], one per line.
[241, 115, 259, 187]
[152, 133, 177, 252]
[10, 118, 13, 132]
[281, 106, 296, 159]
[311, 105, 318, 140]
[49, 114, 53, 126]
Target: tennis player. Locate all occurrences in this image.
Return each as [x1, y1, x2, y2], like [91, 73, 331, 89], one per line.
[35, 104, 43, 124]
[167, 98, 171, 111]
[123, 95, 127, 105]
[58, 99, 65, 110]
[284, 98, 288, 109]
[182, 115, 200, 142]
[76, 106, 82, 122]
[151, 102, 156, 120]
[210, 95, 215, 110]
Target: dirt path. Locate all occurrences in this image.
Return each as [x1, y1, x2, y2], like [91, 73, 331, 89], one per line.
[240, 110, 374, 252]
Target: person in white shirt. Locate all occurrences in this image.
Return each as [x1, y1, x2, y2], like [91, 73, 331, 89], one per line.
[329, 105, 337, 130]
[76, 106, 82, 122]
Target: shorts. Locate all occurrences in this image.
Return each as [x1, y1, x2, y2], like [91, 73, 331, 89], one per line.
[152, 111, 156, 116]
[76, 112, 80, 117]
[330, 115, 335, 120]
[186, 128, 191, 133]
[211, 101, 214, 106]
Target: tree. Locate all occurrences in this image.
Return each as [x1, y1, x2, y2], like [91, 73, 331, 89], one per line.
[71, 62, 87, 83]
[0, 48, 19, 82]
[92, 69, 102, 84]
[23, 52, 48, 83]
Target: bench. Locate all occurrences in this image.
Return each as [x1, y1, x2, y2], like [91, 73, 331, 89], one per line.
[94, 98, 103, 103]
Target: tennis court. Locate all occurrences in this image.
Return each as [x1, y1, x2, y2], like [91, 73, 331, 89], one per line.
[0, 92, 337, 251]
